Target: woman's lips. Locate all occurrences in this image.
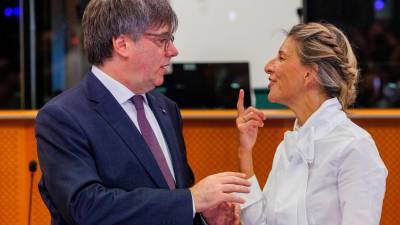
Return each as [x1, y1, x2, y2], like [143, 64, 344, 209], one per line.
[268, 80, 276, 89]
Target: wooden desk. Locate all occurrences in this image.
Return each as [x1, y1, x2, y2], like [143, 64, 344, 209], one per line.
[0, 110, 398, 225]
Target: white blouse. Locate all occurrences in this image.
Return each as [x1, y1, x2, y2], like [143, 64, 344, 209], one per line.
[240, 98, 388, 225]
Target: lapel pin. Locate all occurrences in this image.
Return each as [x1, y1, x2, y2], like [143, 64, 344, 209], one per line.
[161, 108, 166, 114]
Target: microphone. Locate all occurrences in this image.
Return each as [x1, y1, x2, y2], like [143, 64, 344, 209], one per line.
[28, 160, 37, 225]
[29, 160, 37, 173]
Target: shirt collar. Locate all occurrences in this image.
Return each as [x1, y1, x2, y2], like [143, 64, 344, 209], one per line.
[285, 98, 347, 163]
[91, 65, 148, 104]
[294, 98, 345, 139]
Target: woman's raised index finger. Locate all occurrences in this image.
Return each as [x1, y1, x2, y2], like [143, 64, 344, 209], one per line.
[237, 89, 245, 114]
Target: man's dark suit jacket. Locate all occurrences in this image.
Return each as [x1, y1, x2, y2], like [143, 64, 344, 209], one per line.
[36, 72, 204, 225]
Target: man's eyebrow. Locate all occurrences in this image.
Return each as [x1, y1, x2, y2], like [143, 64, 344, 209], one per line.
[156, 31, 172, 36]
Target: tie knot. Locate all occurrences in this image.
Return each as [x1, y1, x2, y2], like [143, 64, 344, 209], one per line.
[131, 95, 145, 110]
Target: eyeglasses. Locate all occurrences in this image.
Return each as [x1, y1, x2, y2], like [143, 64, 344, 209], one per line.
[143, 32, 175, 51]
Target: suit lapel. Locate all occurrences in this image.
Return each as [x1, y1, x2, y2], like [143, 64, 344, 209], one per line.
[146, 92, 186, 188]
[84, 73, 169, 189]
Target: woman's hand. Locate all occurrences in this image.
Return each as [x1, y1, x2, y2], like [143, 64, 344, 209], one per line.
[202, 202, 240, 225]
[236, 89, 265, 152]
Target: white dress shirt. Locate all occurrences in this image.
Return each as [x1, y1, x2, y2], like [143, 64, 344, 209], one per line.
[91, 66, 176, 179]
[240, 98, 388, 225]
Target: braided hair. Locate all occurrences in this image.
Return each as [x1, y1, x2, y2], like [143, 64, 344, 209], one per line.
[288, 22, 359, 110]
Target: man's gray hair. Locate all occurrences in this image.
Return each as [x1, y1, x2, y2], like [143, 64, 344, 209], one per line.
[82, 0, 178, 65]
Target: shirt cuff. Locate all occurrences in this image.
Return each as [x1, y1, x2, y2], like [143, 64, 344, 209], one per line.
[237, 175, 263, 209]
[191, 192, 196, 218]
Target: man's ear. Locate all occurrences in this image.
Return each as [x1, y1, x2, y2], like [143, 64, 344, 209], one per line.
[112, 34, 132, 58]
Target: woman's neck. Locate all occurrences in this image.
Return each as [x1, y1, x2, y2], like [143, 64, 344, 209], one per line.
[289, 91, 330, 127]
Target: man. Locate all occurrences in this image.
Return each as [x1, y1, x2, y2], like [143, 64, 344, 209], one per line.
[35, 0, 249, 225]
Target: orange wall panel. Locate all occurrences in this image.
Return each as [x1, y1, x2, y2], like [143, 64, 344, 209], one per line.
[0, 120, 50, 225]
[0, 112, 398, 225]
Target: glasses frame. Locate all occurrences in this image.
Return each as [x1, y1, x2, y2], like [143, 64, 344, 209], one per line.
[143, 32, 175, 51]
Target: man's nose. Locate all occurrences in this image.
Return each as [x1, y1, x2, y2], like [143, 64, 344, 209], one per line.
[166, 42, 179, 57]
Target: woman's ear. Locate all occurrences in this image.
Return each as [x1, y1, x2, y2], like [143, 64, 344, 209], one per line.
[304, 64, 319, 87]
[304, 64, 318, 78]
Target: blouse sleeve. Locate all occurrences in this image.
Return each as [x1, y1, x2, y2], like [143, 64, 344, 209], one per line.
[239, 176, 268, 225]
[338, 136, 388, 225]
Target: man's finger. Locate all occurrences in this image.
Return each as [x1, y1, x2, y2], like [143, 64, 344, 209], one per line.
[215, 172, 247, 178]
[222, 193, 246, 205]
[221, 184, 250, 194]
[219, 176, 251, 186]
[236, 89, 245, 114]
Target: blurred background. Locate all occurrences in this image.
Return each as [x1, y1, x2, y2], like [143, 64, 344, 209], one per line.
[0, 1, 399, 225]
[0, 0, 399, 109]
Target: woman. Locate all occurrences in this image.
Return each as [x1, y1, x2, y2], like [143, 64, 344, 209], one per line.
[236, 22, 387, 225]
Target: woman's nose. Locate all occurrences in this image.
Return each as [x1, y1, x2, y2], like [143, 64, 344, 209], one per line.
[264, 59, 274, 74]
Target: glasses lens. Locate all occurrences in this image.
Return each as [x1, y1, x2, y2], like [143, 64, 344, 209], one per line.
[144, 33, 174, 51]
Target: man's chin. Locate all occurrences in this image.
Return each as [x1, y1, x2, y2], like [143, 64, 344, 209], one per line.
[154, 77, 165, 87]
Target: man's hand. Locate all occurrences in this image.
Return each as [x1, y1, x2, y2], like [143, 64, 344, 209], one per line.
[202, 202, 241, 225]
[190, 172, 250, 212]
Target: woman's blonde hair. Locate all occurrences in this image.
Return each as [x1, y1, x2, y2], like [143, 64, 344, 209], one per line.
[288, 22, 359, 109]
